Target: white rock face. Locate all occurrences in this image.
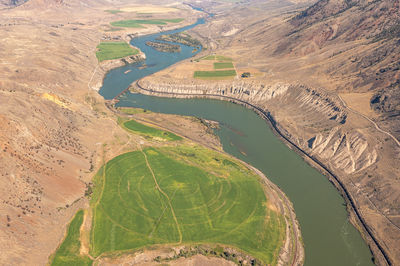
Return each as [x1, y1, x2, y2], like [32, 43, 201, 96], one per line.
[136, 79, 377, 175]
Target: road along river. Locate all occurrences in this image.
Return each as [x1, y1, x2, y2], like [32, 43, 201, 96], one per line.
[99, 13, 374, 266]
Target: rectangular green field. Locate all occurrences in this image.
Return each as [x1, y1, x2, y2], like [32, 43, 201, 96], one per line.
[213, 62, 234, 69]
[50, 210, 92, 266]
[96, 42, 138, 62]
[123, 119, 182, 141]
[110, 18, 183, 28]
[194, 70, 236, 78]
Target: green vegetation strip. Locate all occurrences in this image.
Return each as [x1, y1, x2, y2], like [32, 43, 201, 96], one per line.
[104, 10, 123, 14]
[123, 119, 182, 141]
[214, 62, 234, 69]
[200, 55, 233, 61]
[96, 42, 138, 62]
[51, 210, 92, 266]
[90, 145, 285, 264]
[194, 70, 236, 78]
[111, 19, 183, 28]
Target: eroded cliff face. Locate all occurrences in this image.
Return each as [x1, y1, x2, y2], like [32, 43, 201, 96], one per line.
[135, 77, 400, 264]
[137, 78, 377, 175]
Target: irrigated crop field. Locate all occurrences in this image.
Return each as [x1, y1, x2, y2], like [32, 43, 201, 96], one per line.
[111, 19, 183, 28]
[90, 145, 285, 264]
[96, 42, 138, 62]
[193, 55, 236, 79]
[214, 62, 234, 69]
[50, 210, 92, 266]
[122, 119, 182, 141]
[194, 70, 236, 78]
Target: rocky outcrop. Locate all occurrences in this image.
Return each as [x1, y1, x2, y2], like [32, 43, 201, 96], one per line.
[99, 52, 146, 75]
[135, 79, 375, 175]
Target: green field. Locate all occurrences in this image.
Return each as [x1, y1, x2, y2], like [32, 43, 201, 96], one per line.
[105, 9, 123, 14]
[90, 145, 285, 264]
[200, 55, 233, 61]
[51, 210, 92, 266]
[110, 18, 184, 28]
[194, 70, 236, 78]
[118, 107, 148, 115]
[123, 119, 182, 141]
[214, 62, 234, 69]
[96, 42, 138, 62]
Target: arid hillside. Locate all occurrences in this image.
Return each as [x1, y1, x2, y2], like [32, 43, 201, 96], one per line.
[0, 0, 199, 264]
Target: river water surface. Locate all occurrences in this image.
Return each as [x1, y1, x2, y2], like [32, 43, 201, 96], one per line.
[99, 14, 374, 266]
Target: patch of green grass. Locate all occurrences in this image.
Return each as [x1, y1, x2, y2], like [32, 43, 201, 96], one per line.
[90, 145, 285, 264]
[200, 55, 233, 61]
[51, 210, 92, 266]
[96, 42, 138, 62]
[194, 70, 236, 78]
[105, 10, 123, 14]
[214, 62, 234, 69]
[118, 107, 148, 115]
[122, 119, 182, 141]
[110, 18, 183, 28]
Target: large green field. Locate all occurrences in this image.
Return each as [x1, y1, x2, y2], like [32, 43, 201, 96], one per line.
[96, 42, 138, 62]
[194, 70, 237, 78]
[122, 119, 182, 141]
[214, 62, 234, 69]
[90, 145, 285, 264]
[50, 210, 92, 266]
[110, 18, 183, 28]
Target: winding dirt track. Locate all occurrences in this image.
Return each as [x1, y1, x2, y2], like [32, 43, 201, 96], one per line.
[133, 80, 392, 266]
[337, 95, 400, 148]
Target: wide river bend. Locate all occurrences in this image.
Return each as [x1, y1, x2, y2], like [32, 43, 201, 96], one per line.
[99, 15, 374, 266]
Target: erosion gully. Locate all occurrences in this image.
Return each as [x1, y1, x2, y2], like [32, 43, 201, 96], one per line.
[98, 8, 374, 266]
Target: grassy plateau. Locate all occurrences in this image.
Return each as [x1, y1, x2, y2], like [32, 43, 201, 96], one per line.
[89, 145, 285, 264]
[50, 210, 92, 266]
[96, 42, 138, 62]
[110, 18, 183, 28]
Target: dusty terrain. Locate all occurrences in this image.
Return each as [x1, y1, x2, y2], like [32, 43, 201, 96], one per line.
[135, 0, 400, 264]
[0, 0, 203, 264]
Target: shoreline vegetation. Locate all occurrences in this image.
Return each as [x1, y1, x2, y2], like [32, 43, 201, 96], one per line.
[156, 32, 202, 48]
[145, 41, 181, 53]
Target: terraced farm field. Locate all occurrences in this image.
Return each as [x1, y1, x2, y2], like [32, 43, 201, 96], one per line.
[90, 145, 285, 264]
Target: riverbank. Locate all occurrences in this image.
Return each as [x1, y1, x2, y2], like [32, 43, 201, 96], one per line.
[131, 79, 389, 265]
[106, 102, 304, 266]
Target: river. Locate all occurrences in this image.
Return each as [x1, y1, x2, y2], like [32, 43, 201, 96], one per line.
[99, 11, 374, 266]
